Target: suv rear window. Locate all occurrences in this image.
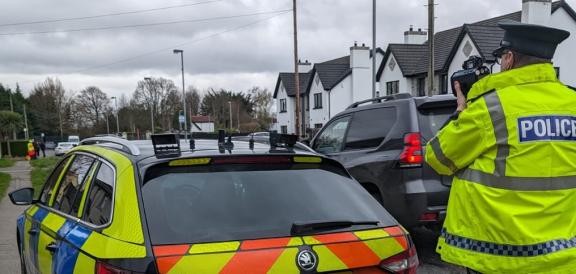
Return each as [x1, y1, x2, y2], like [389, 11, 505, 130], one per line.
[418, 106, 456, 141]
[141, 161, 395, 245]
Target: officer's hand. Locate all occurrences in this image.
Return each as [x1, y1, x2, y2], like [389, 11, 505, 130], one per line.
[454, 81, 467, 112]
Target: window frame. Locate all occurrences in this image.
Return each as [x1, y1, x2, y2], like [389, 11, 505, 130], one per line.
[38, 155, 74, 204]
[35, 152, 117, 230]
[386, 81, 399, 95]
[313, 93, 323, 109]
[78, 157, 117, 229]
[279, 99, 287, 113]
[417, 78, 426, 96]
[50, 153, 97, 214]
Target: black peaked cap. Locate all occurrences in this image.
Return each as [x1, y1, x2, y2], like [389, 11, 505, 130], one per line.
[493, 20, 570, 59]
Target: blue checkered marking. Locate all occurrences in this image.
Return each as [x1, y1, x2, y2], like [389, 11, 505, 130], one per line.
[441, 229, 576, 257]
[53, 223, 93, 274]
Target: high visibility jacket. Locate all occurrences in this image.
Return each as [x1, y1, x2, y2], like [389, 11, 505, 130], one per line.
[425, 63, 576, 274]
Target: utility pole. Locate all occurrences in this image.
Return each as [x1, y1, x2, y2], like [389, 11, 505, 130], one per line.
[9, 90, 16, 140]
[144, 77, 155, 134]
[23, 104, 29, 140]
[427, 0, 436, 96]
[372, 0, 377, 98]
[111, 96, 120, 134]
[173, 49, 188, 140]
[293, 0, 301, 137]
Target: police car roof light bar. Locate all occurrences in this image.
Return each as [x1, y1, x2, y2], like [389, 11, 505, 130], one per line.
[80, 136, 141, 156]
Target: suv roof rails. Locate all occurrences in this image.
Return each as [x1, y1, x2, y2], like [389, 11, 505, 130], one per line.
[80, 136, 141, 156]
[346, 93, 412, 109]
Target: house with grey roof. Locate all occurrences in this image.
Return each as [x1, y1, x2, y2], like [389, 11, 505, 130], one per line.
[378, 0, 576, 96]
[273, 44, 384, 135]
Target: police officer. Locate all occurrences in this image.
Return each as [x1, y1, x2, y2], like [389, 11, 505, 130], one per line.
[425, 20, 575, 273]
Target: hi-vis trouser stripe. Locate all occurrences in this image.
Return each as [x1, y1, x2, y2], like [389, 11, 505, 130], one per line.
[154, 227, 408, 274]
[442, 229, 576, 257]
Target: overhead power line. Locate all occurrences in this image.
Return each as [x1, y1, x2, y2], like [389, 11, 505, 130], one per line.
[0, 0, 222, 28]
[7, 10, 290, 85]
[0, 9, 291, 36]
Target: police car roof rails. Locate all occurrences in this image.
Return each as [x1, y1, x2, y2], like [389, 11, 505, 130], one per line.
[80, 136, 141, 156]
[346, 93, 412, 109]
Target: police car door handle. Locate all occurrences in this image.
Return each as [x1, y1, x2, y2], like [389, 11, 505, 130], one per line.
[45, 242, 59, 253]
[27, 228, 39, 235]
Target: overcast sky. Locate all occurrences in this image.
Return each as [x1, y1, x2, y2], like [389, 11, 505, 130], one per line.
[0, 0, 570, 99]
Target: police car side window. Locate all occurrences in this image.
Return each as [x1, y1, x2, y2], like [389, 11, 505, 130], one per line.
[39, 156, 72, 204]
[52, 154, 95, 214]
[82, 163, 114, 226]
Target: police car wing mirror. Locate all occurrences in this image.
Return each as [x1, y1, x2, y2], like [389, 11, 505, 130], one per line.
[9, 187, 34, 206]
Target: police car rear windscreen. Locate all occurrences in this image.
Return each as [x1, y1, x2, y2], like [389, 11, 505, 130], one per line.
[141, 162, 396, 245]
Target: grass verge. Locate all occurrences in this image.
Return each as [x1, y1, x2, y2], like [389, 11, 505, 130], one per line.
[0, 172, 11, 202]
[0, 158, 15, 168]
[31, 157, 60, 197]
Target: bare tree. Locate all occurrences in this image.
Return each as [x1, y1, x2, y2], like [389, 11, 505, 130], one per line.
[249, 87, 274, 130]
[185, 86, 202, 117]
[75, 86, 110, 129]
[133, 77, 180, 132]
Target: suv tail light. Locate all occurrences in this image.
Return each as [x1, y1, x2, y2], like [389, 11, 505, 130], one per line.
[96, 261, 138, 274]
[380, 239, 419, 273]
[399, 133, 423, 167]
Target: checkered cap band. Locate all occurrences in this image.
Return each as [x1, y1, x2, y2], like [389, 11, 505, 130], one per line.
[441, 229, 576, 257]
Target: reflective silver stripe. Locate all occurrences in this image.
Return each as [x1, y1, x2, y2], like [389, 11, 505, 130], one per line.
[430, 137, 457, 172]
[457, 168, 576, 191]
[441, 228, 576, 257]
[484, 91, 509, 176]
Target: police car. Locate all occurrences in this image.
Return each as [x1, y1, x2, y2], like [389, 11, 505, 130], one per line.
[9, 133, 418, 274]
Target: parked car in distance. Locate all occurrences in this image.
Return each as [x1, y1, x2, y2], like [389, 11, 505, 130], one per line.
[310, 93, 457, 229]
[54, 142, 75, 156]
[9, 135, 418, 274]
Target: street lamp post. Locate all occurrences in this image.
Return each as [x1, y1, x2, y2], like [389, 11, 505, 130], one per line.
[111, 96, 120, 135]
[144, 77, 155, 134]
[228, 101, 232, 130]
[173, 49, 188, 140]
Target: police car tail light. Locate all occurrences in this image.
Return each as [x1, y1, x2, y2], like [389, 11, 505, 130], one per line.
[96, 261, 137, 274]
[400, 133, 423, 167]
[379, 242, 419, 274]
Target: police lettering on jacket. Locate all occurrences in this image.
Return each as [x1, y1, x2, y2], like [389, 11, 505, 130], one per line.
[518, 116, 576, 142]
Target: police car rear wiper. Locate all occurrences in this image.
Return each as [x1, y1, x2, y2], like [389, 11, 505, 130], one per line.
[291, 220, 380, 235]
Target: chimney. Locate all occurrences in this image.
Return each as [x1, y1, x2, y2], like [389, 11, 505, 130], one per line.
[298, 59, 312, 73]
[404, 26, 428, 44]
[522, 0, 552, 26]
[350, 42, 371, 103]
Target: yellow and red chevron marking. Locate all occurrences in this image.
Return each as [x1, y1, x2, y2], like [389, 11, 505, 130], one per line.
[154, 227, 408, 274]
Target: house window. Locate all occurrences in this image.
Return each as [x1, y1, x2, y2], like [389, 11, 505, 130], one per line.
[386, 81, 399, 95]
[313, 93, 323, 109]
[281, 125, 288, 134]
[417, 78, 426, 96]
[440, 74, 448, 94]
[279, 99, 287, 113]
[314, 123, 323, 129]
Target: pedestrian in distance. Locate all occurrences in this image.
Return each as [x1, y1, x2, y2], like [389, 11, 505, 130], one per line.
[39, 141, 46, 158]
[425, 20, 575, 273]
[33, 140, 40, 160]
